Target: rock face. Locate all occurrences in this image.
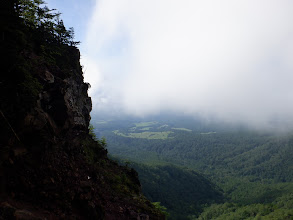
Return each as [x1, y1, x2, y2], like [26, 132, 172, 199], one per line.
[25, 61, 92, 135]
[0, 8, 164, 220]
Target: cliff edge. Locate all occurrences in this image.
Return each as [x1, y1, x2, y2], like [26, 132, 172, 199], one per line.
[0, 2, 164, 219]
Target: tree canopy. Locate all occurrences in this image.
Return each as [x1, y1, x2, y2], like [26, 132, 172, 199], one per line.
[11, 0, 80, 46]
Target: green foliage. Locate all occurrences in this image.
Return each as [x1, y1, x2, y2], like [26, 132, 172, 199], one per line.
[92, 117, 293, 219]
[17, 0, 80, 46]
[82, 138, 105, 164]
[18, 0, 47, 27]
[89, 124, 98, 140]
[109, 171, 140, 195]
[219, 177, 293, 205]
[83, 128, 108, 165]
[97, 119, 293, 182]
[152, 202, 170, 219]
[129, 163, 223, 220]
[197, 194, 293, 220]
[89, 124, 107, 148]
[83, 124, 109, 164]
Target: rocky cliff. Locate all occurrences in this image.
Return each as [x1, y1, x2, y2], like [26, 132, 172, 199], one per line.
[0, 3, 164, 220]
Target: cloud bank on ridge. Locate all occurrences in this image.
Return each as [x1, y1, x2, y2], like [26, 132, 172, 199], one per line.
[83, 0, 293, 128]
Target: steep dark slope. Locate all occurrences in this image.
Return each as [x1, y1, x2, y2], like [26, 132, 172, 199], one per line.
[0, 2, 164, 219]
[130, 163, 223, 220]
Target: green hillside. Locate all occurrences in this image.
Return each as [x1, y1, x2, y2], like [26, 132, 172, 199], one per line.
[93, 116, 293, 219]
[129, 163, 223, 219]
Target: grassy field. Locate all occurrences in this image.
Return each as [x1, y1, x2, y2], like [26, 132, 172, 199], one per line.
[172, 127, 192, 132]
[110, 121, 195, 139]
[158, 124, 169, 129]
[113, 130, 173, 140]
[200, 131, 217, 135]
[134, 122, 158, 127]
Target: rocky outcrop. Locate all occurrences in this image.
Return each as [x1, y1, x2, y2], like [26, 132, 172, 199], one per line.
[0, 9, 164, 220]
[24, 64, 92, 136]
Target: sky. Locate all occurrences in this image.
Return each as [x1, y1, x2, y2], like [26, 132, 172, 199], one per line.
[45, 0, 293, 128]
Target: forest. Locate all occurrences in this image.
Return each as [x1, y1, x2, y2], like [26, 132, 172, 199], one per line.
[92, 115, 293, 219]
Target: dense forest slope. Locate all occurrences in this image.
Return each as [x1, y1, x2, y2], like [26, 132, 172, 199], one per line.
[129, 163, 223, 219]
[93, 116, 293, 219]
[0, 1, 163, 219]
[93, 117, 293, 182]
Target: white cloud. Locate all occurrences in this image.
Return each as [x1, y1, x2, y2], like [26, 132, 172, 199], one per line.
[84, 0, 293, 128]
[81, 55, 101, 96]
